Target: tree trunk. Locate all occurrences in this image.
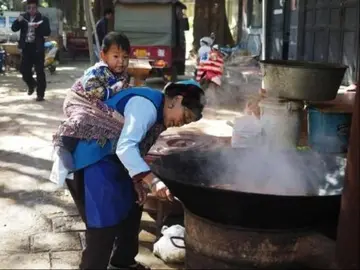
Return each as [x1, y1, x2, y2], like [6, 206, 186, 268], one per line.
[93, 0, 102, 22]
[193, 0, 234, 52]
[84, 0, 95, 65]
[90, 3, 100, 54]
[336, 85, 360, 269]
[237, 0, 243, 43]
[79, 0, 85, 28]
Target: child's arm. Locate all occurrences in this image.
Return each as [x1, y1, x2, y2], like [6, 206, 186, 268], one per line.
[81, 65, 129, 101]
[106, 70, 130, 97]
[80, 65, 123, 117]
[81, 65, 113, 100]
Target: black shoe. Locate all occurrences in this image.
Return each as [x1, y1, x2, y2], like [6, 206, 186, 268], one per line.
[36, 96, 45, 102]
[28, 87, 35, 96]
[109, 263, 151, 270]
[129, 263, 151, 270]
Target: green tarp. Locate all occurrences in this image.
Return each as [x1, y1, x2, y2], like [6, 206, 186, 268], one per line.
[114, 4, 174, 46]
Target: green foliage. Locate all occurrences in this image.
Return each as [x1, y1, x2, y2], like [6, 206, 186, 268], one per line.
[40, 0, 48, 7]
[0, 0, 10, 13]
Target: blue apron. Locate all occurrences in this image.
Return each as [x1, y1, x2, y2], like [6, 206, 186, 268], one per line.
[73, 87, 164, 171]
[78, 87, 164, 228]
[84, 157, 134, 228]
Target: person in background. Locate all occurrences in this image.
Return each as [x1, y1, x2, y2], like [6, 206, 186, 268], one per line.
[195, 33, 216, 79]
[197, 36, 213, 65]
[93, 8, 114, 61]
[11, 0, 51, 101]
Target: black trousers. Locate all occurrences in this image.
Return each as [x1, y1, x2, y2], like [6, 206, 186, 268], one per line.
[21, 43, 46, 98]
[66, 171, 143, 270]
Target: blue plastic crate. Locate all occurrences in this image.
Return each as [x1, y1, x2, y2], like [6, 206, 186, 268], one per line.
[307, 107, 352, 153]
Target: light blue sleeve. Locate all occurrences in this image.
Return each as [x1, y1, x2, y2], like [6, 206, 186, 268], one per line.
[115, 96, 158, 177]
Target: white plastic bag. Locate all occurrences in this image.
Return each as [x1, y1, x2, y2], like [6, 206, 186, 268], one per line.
[153, 225, 185, 263]
[49, 152, 70, 187]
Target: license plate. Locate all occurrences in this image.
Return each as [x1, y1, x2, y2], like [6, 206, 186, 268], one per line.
[135, 49, 148, 58]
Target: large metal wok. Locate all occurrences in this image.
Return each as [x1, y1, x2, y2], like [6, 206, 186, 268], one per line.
[150, 148, 345, 229]
[260, 60, 347, 101]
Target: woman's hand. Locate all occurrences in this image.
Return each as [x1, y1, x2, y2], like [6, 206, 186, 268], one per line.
[151, 180, 174, 201]
[134, 182, 147, 206]
[142, 173, 173, 201]
[110, 81, 125, 92]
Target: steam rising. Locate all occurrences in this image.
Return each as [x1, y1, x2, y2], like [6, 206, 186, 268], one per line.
[212, 147, 345, 196]
[204, 55, 262, 110]
[172, 147, 346, 197]
[196, 55, 345, 197]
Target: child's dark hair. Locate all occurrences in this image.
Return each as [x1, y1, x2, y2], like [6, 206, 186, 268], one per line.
[102, 32, 131, 54]
[104, 8, 113, 16]
[164, 81, 206, 121]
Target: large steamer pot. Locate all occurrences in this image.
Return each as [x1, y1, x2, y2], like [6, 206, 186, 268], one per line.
[150, 148, 344, 230]
[260, 60, 347, 101]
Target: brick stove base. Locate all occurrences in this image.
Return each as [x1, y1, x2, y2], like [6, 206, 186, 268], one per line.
[184, 208, 338, 269]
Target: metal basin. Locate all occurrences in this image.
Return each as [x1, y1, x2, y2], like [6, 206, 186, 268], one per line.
[151, 148, 345, 229]
[260, 60, 347, 101]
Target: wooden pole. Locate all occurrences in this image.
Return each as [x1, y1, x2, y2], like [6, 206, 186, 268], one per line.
[84, 0, 95, 65]
[336, 84, 360, 269]
[89, 2, 100, 54]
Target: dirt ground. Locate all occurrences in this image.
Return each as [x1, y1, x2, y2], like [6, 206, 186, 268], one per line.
[0, 60, 242, 269]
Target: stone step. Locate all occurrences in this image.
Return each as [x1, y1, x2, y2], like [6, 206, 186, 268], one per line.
[0, 235, 30, 255]
[0, 253, 50, 269]
[51, 215, 85, 233]
[50, 251, 81, 269]
[31, 232, 82, 253]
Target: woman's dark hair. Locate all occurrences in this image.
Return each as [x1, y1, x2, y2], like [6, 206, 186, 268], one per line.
[164, 81, 206, 121]
[102, 32, 131, 54]
[104, 8, 114, 16]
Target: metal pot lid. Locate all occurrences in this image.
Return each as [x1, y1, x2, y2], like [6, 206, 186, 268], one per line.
[148, 133, 219, 156]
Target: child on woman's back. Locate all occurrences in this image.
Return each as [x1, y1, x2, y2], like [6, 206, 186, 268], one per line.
[54, 32, 131, 170]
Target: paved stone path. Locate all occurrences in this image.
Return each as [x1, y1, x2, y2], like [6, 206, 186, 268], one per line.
[0, 211, 172, 269]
